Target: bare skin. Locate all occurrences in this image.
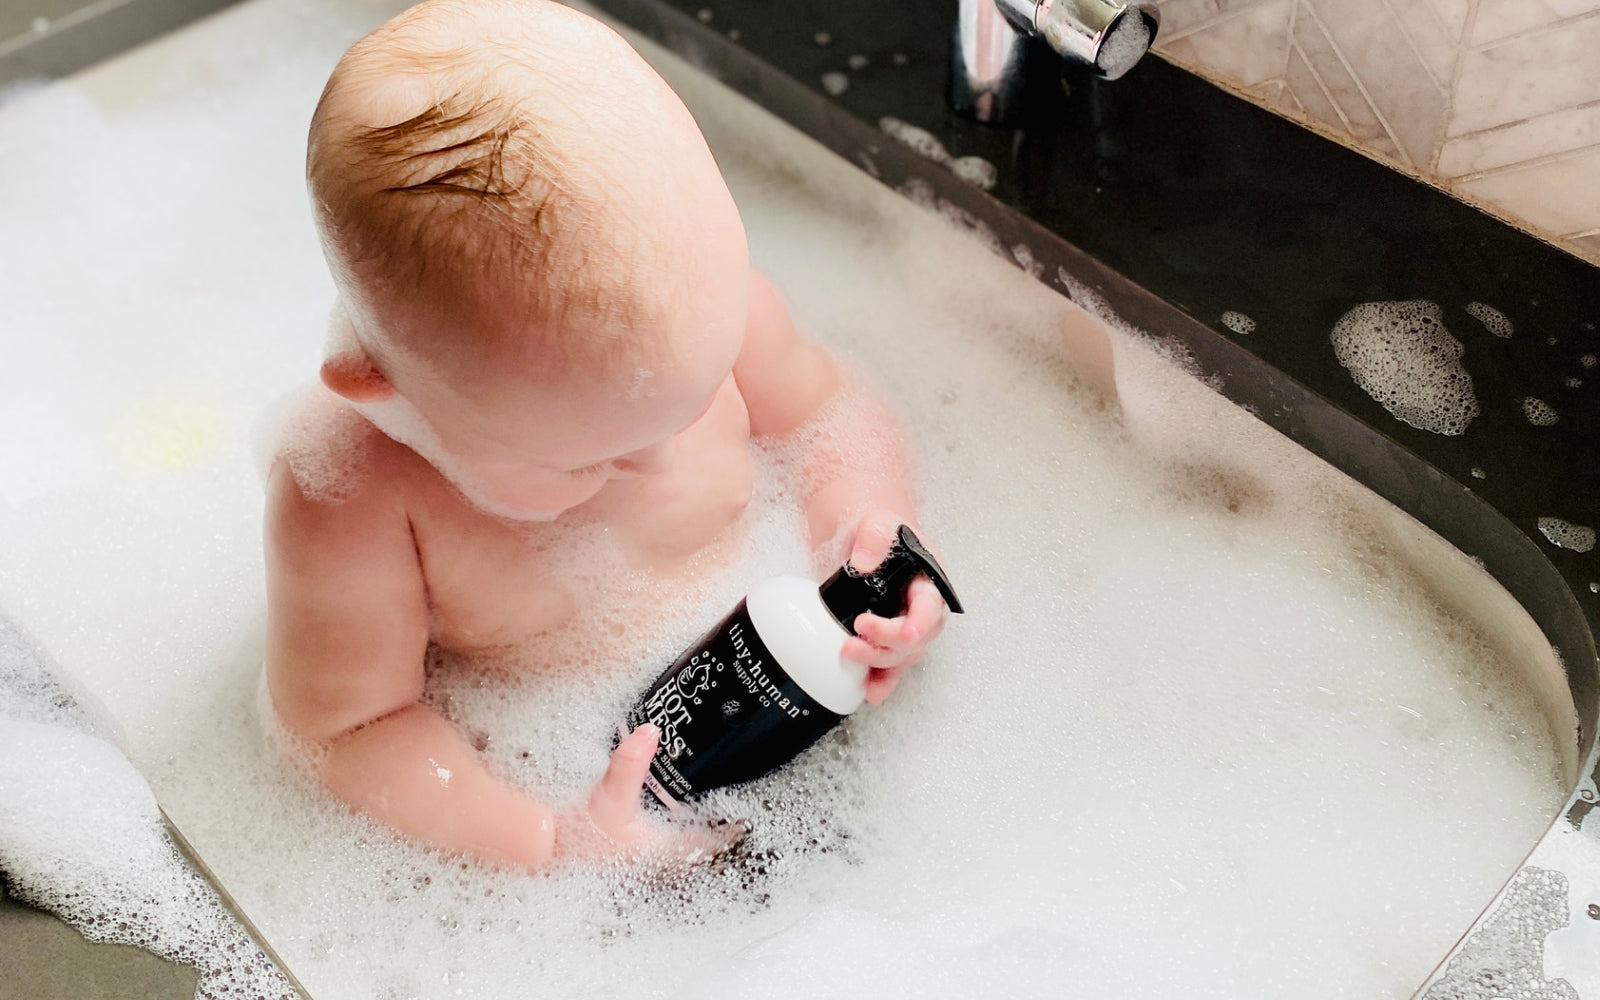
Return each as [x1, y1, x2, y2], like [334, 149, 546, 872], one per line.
[267, 273, 946, 871]
[266, 0, 948, 873]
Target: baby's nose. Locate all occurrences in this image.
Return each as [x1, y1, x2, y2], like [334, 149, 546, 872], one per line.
[613, 440, 673, 477]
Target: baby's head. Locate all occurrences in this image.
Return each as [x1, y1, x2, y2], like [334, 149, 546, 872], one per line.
[307, 0, 749, 518]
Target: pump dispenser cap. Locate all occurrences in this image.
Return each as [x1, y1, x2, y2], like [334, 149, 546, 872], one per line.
[820, 525, 965, 634]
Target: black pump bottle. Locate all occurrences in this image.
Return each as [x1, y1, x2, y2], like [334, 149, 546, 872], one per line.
[624, 525, 963, 807]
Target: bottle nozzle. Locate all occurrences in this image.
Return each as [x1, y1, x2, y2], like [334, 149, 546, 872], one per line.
[821, 525, 965, 634]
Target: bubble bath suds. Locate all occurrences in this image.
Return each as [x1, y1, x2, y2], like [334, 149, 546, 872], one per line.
[1331, 300, 1480, 435]
[1221, 310, 1255, 335]
[0, 2, 1572, 999]
[0, 618, 298, 1000]
[1538, 517, 1597, 553]
[1523, 396, 1560, 427]
[1465, 301, 1514, 338]
[878, 116, 998, 191]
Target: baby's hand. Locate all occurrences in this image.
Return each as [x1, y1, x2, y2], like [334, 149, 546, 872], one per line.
[565, 725, 743, 864]
[582, 724, 662, 853]
[840, 511, 949, 705]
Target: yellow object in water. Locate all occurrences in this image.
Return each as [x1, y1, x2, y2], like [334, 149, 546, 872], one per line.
[109, 396, 226, 471]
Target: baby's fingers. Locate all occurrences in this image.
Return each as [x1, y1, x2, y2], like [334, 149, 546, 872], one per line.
[589, 724, 658, 834]
[848, 512, 903, 574]
[864, 666, 906, 706]
[841, 633, 919, 673]
[851, 613, 904, 651]
[851, 580, 946, 648]
[901, 577, 948, 643]
[841, 634, 891, 669]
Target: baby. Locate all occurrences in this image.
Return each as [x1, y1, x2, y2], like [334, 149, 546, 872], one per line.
[266, 0, 948, 871]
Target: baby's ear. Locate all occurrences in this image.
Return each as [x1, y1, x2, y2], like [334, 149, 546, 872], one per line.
[320, 350, 393, 403]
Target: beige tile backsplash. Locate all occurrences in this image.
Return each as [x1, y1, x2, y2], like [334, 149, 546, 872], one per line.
[1150, 0, 1600, 264]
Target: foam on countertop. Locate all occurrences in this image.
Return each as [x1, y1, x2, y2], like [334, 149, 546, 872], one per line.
[1466, 302, 1514, 339]
[1537, 517, 1596, 553]
[1331, 300, 1480, 435]
[1523, 397, 1560, 426]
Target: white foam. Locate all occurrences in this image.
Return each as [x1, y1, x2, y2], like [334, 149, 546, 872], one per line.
[1523, 397, 1560, 426]
[1331, 300, 1480, 436]
[254, 383, 373, 503]
[950, 155, 997, 190]
[897, 177, 1005, 257]
[1057, 266, 1202, 379]
[1465, 301, 1514, 338]
[820, 72, 848, 97]
[879, 116, 997, 191]
[0, 1, 1575, 999]
[1096, 13, 1151, 80]
[1010, 243, 1044, 279]
[1221, 310, 1255, 335]
[0, 616, 121, 740]
[0, 629, 295, 1000]
[1537, 517, 1596, 553]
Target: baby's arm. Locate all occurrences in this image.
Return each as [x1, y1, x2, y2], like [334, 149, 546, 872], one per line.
[734, 270, 947, 703]
[264, 460, 656, 869]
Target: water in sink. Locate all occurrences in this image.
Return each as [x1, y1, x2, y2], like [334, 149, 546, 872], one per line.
[0, 0, 1571, 997]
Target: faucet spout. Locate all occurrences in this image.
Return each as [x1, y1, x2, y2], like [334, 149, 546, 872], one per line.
[949, 0, 1160, 125]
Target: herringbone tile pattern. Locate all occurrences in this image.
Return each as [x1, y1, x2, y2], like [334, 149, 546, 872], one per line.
[1151, 0, 1600, 264]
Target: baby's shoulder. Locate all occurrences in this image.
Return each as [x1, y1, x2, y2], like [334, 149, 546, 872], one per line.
[262, 387, 428, 532]
[263, 393, 437, 596]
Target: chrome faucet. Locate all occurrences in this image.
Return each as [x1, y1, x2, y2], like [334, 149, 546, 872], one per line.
[950, 0, 1161, 126]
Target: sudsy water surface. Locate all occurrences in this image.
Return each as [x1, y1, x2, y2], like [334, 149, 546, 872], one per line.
[0, 0, 1573, 998]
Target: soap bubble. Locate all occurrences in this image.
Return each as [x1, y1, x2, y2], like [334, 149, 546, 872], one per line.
[1537, 517, 1596, 553]
[1221, 311, 1256, 335]
[1331, 300, 1479, 436]
[1465, 302, 1514, 338]
[1522, 397, 1559, 427]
